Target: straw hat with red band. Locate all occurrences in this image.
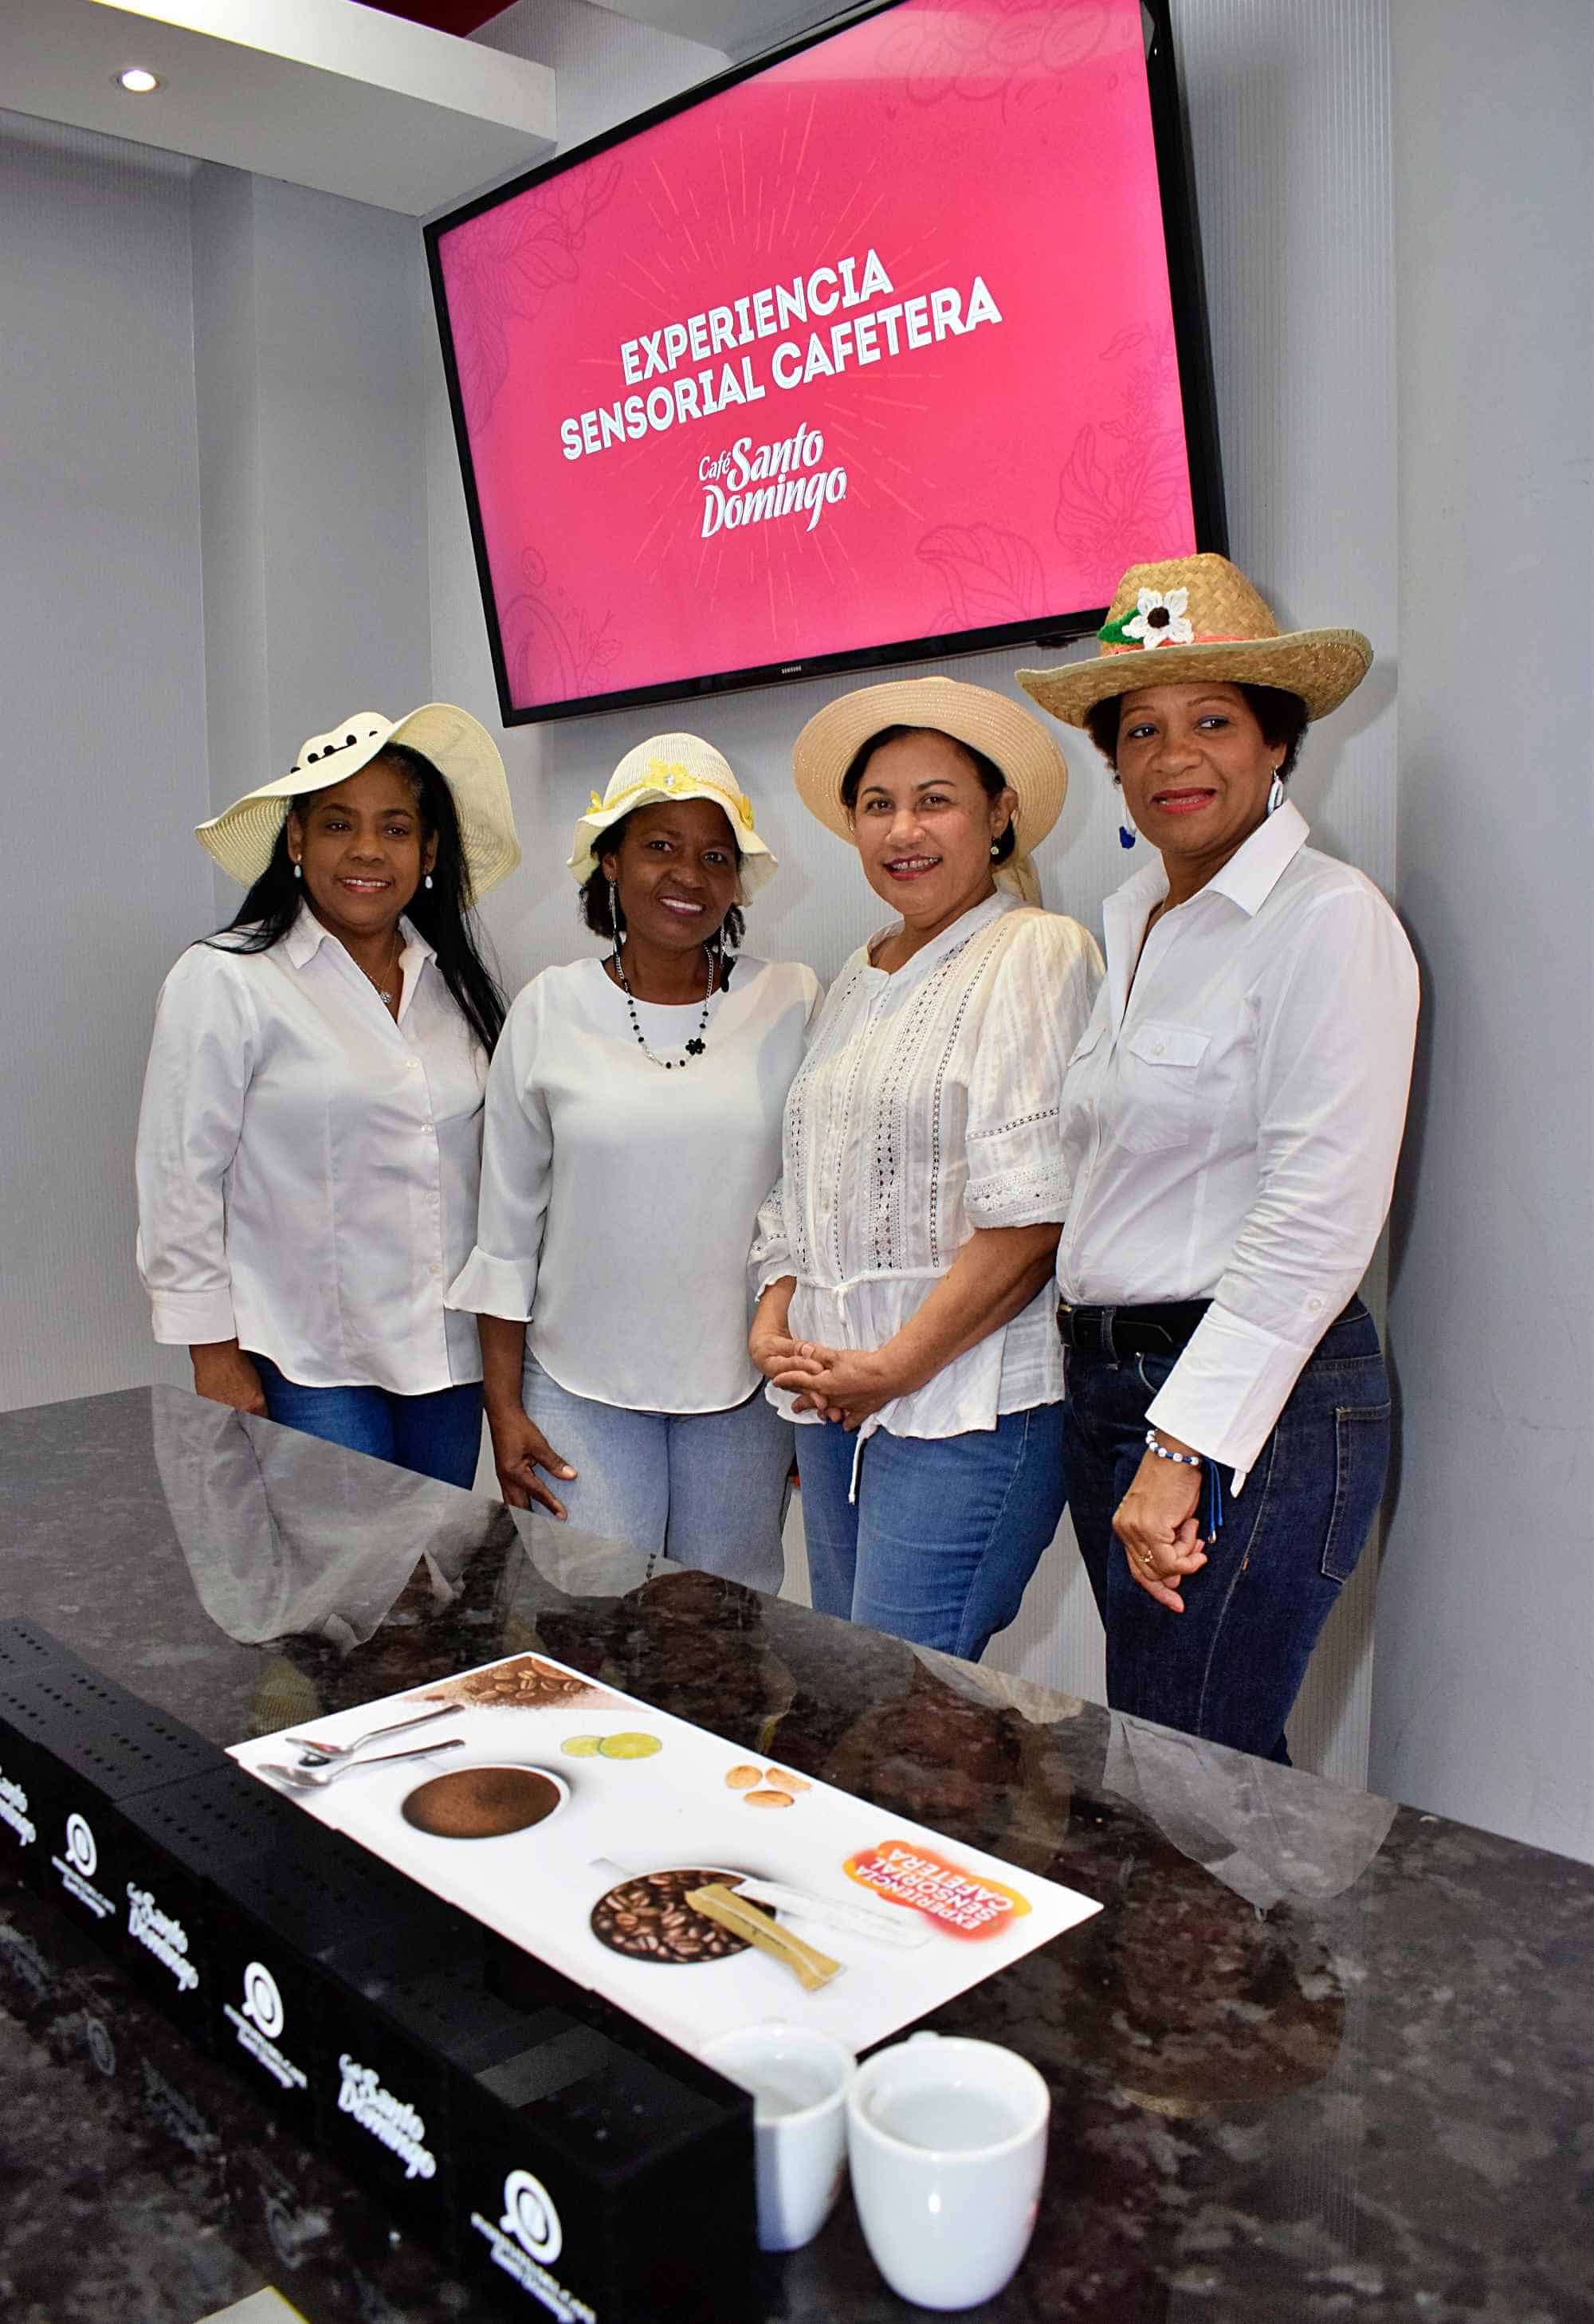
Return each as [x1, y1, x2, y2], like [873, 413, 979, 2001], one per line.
[1015, 553, 1372, 730]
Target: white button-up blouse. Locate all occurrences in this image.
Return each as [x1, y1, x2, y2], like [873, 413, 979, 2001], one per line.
[135, 910, 488, 1392]
[753, 893, 1104, 1443]
[1055, 802, 1419, 1478]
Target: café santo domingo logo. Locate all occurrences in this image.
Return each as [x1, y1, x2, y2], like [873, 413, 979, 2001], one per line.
[698, 421, 846, 541]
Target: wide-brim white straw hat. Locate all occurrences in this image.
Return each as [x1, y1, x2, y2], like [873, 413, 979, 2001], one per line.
[1015, 553, 1372, 728]
[791, 676, 1069, 866]
[568, 732, 778, 893]
[196, 703, 521, 904]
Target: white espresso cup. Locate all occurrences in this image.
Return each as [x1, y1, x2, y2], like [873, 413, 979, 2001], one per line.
[701, 2022, 854, 2252]
[846, 2032, 1050, 2310]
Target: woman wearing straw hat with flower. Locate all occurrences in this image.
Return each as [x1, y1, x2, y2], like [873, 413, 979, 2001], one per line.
[136, 704, 519, 1485]
[751, 677, 1101, 1660]
[449, 735, 819, 1591]
[1017, 552, 1419, 1761]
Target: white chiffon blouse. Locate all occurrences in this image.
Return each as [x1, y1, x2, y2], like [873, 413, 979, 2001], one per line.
[448, 956, 821, 1413]
[752, 893, 1103, 1443]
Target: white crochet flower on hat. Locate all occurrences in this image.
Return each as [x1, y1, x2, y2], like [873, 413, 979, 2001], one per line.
[1123, 587, 1194, 649]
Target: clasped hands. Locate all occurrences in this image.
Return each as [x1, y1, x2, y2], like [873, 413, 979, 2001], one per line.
[1112, 1438, 1211, 1612]
[750, 1325, 900, 1432]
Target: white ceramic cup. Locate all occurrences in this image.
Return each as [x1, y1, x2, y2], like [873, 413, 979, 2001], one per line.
[700, 2022, 855, 2252]
[846, 2032, 1050, 2310]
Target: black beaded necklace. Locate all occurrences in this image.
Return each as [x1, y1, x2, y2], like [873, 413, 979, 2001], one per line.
[612, 940, 714, 1069]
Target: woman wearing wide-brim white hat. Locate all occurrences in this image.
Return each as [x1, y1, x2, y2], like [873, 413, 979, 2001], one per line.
[1015, 551, 1419, 1765]
[136, 703, 519, 1486]
[448, 733, 819, 1594]
[749, 677, 1103, 1663]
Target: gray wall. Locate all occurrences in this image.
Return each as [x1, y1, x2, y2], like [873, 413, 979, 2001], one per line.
[0, 116, 213, 1410]
[1375, 0, 1593, 1862]
[0, 118, 438, 1411]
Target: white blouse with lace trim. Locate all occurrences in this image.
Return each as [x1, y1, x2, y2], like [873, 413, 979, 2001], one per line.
[752, 893, 1102, 1443]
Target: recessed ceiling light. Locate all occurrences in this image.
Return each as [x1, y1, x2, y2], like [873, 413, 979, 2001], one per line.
[116, 67, 162, 94]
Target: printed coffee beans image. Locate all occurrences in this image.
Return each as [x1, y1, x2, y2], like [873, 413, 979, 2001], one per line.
[591, 1870, 752, 1964]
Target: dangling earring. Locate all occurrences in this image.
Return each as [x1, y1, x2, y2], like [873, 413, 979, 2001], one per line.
[423, 872, 434, 890]
[990, 841, 1001, 860]
[1266, 769, 1286, 815]
[292, 860, 302, 881]
[608, 880, 623, 945]
[1118, 822, 1137, 850]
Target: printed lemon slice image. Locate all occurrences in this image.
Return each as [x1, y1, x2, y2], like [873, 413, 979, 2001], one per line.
[561, 1736, 603, 1757]
[598, 1732, 663, 1759]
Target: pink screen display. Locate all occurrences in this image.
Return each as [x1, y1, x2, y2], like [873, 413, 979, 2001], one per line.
[434, 0, 1199, 716]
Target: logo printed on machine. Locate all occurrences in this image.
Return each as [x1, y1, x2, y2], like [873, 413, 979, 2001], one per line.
[470, 2168, 594, 2319]
[51, 1808, 116, 1920]
[224, 1958, 308, 2091]
[0, 1766, 36, 1849]
[125, 1882, 200, 1993]
[336, 2053, 437, 2181]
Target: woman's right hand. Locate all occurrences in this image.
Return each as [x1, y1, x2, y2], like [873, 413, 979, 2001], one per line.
[487, 1406, 577, 1520]
[190, 1341, 267, 1416]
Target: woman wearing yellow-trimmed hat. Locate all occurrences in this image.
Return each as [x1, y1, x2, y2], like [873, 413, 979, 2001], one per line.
[1017, 552, 1419, 1763]
[751, 677, 1102, 1662]
[135, 704, 518, 1485]
[449, 734, 819, 1592]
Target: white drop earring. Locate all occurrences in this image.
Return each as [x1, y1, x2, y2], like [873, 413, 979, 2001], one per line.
[292, 861, 302, 881]
[423, 872, 434, 890]
[1266, 769, 1286, 815]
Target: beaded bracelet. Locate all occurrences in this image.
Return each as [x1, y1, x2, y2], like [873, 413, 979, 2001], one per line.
[1144, 1428, 1202, 1468]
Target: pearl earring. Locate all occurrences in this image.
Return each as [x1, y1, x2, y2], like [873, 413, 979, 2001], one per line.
[990, 840, 1000, 860]
[292, 861, 302, 880]
[423, 872, 434, 890]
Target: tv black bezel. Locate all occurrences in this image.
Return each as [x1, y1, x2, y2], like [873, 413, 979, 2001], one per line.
[425, 0, 1226, 728]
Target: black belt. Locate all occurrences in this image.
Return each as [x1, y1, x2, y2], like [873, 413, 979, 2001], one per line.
[1059, 1295, 1364, 1360]
[1056, 1300, 1211, 1359]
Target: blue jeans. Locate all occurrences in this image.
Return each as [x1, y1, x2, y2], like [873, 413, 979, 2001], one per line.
[253, 1357, 484, 1490]
[795, 1407, 1066, 1663]
[1063, 1301, 1390, 1762]
[522, 1360, 793, 1595]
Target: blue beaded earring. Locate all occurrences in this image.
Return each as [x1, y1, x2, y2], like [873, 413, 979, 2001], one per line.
[1119, 822, 1137, 849]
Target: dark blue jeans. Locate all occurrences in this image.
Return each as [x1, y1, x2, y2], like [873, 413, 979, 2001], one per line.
[253, 1356, 484, 1490]
[1063, 1301, 1390, 1762]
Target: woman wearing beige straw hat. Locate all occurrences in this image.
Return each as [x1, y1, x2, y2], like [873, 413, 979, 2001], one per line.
[449, 734, 819, 1592]
[1016, 552, 1419, 1762]
[751, 677, 1101, 1660]
[136, 704, 519, 1486]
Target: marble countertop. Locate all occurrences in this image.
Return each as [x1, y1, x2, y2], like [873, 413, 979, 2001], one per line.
[1, 1387, 1590, 2324]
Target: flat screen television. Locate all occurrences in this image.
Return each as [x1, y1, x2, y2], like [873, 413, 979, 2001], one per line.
[426, 0, 1223, 725]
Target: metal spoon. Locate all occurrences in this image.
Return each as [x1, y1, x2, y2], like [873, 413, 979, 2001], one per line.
[284, 1700, 462, 1768]
[258, 1736, 465, 1792]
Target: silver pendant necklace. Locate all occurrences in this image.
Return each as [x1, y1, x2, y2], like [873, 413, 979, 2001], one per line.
[613, 942, 713, 1069]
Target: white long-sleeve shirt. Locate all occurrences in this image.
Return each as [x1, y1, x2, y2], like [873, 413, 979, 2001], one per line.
[448, 956, 821, 1413]
[753, 893, 1103, 1443]
[135, 909, 487, 1391]
[1055, 801, 1419, 1476]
